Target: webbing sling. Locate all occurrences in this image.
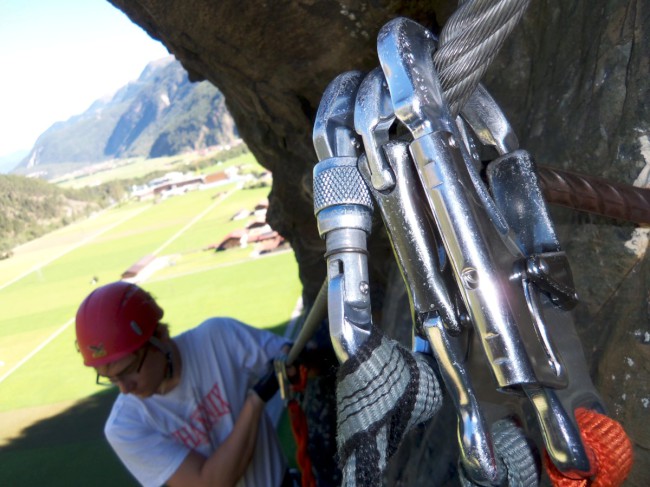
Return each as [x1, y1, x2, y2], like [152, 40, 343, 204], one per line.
[336, 329, 442, 486]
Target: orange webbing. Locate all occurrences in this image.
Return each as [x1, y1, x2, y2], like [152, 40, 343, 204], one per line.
[545, 407, 633, 487]
[288, 365, 317, 487]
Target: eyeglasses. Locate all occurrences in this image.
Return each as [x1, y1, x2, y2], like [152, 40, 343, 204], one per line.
[96, 345, 150, 386]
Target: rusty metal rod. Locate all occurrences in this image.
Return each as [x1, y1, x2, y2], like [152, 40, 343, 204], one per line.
[537, 165, 650, 224]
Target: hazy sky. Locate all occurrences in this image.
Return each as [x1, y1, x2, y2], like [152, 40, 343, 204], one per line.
[0, 0, 169, 157]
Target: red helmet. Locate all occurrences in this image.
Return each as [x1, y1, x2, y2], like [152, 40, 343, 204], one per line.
[75, 281, 163, 367]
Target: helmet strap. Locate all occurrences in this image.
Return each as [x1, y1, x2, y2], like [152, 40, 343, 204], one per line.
[149, 336, 174, 379]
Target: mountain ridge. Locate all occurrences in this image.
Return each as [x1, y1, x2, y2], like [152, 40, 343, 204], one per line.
[15, 56, 237, 179]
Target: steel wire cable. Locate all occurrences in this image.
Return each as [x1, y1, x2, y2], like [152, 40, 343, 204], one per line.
[434, 0, 531, 117]
[434, 0, 650, 223]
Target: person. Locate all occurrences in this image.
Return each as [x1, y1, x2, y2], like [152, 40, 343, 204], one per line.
[75, 280, 293, 487]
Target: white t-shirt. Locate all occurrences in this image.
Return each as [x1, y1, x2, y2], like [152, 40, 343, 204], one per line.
[105, 317, 289, 487]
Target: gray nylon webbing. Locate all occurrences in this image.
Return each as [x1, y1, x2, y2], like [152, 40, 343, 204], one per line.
[459, 418, 539, 487]
[336, 331, 442, 487]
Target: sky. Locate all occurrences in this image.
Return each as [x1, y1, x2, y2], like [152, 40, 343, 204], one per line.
[0, 0, 170, 158]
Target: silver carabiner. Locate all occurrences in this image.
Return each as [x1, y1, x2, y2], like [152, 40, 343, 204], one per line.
[313, 71, 374, 363]
[377, 16, 599, 480]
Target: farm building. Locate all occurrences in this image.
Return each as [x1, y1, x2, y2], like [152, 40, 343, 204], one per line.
[121, 255, 155, 279]
[245, 220, 272, 234]
[250, 232, 287, 255]
[131, 172, 205, 200]
[253, 199, 269, 216]
[204, 171, 228, 184]
[152, 175, 204, 196]
[211, 229, 247, 251]
[230, 209, 251, 221]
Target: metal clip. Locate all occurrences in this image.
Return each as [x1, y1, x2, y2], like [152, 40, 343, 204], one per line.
[377, 16, 601, 480]
[274, 356, 292, 402]
[354, 66, 498, 485]
[485, 147, 602, 477]
[354, 67, 396, 191]
[461, 83, 519, 156]
[313, 72, 374, 363]
[313, 71, 365, 160]
[379, 13, 548, 394]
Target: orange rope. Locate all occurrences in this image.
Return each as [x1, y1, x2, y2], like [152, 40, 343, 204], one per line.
[545, 408, 633, 487]
[288, 365, 317, 487]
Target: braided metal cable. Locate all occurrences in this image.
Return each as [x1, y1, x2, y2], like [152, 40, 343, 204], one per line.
[434, 1, 650, 223]
[434, 0, 531, 116]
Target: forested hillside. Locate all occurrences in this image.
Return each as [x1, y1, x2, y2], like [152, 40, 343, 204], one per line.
[0, 175, 118, 254]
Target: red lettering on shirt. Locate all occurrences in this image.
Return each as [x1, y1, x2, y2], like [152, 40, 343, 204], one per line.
[172, 425, 200, 449]
[205, 386, 230, 416]
[171, 383, 231, 449]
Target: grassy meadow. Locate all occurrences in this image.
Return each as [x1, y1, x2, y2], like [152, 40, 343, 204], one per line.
[0, 154, 303, 486]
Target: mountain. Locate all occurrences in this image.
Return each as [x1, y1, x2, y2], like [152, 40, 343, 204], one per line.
[15, 57, 237, 178]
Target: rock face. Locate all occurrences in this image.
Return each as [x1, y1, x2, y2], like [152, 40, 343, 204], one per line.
[109, 0, 648, 484]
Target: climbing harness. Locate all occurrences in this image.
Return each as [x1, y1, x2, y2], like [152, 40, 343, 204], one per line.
[299, 0, 641, 486]
[286, 365, 317, 487]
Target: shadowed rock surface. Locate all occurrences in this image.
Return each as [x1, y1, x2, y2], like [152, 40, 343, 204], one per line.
[109, 1, 649, 484]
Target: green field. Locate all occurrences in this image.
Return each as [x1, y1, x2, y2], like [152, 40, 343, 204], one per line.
[0, 169, 303, 486]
